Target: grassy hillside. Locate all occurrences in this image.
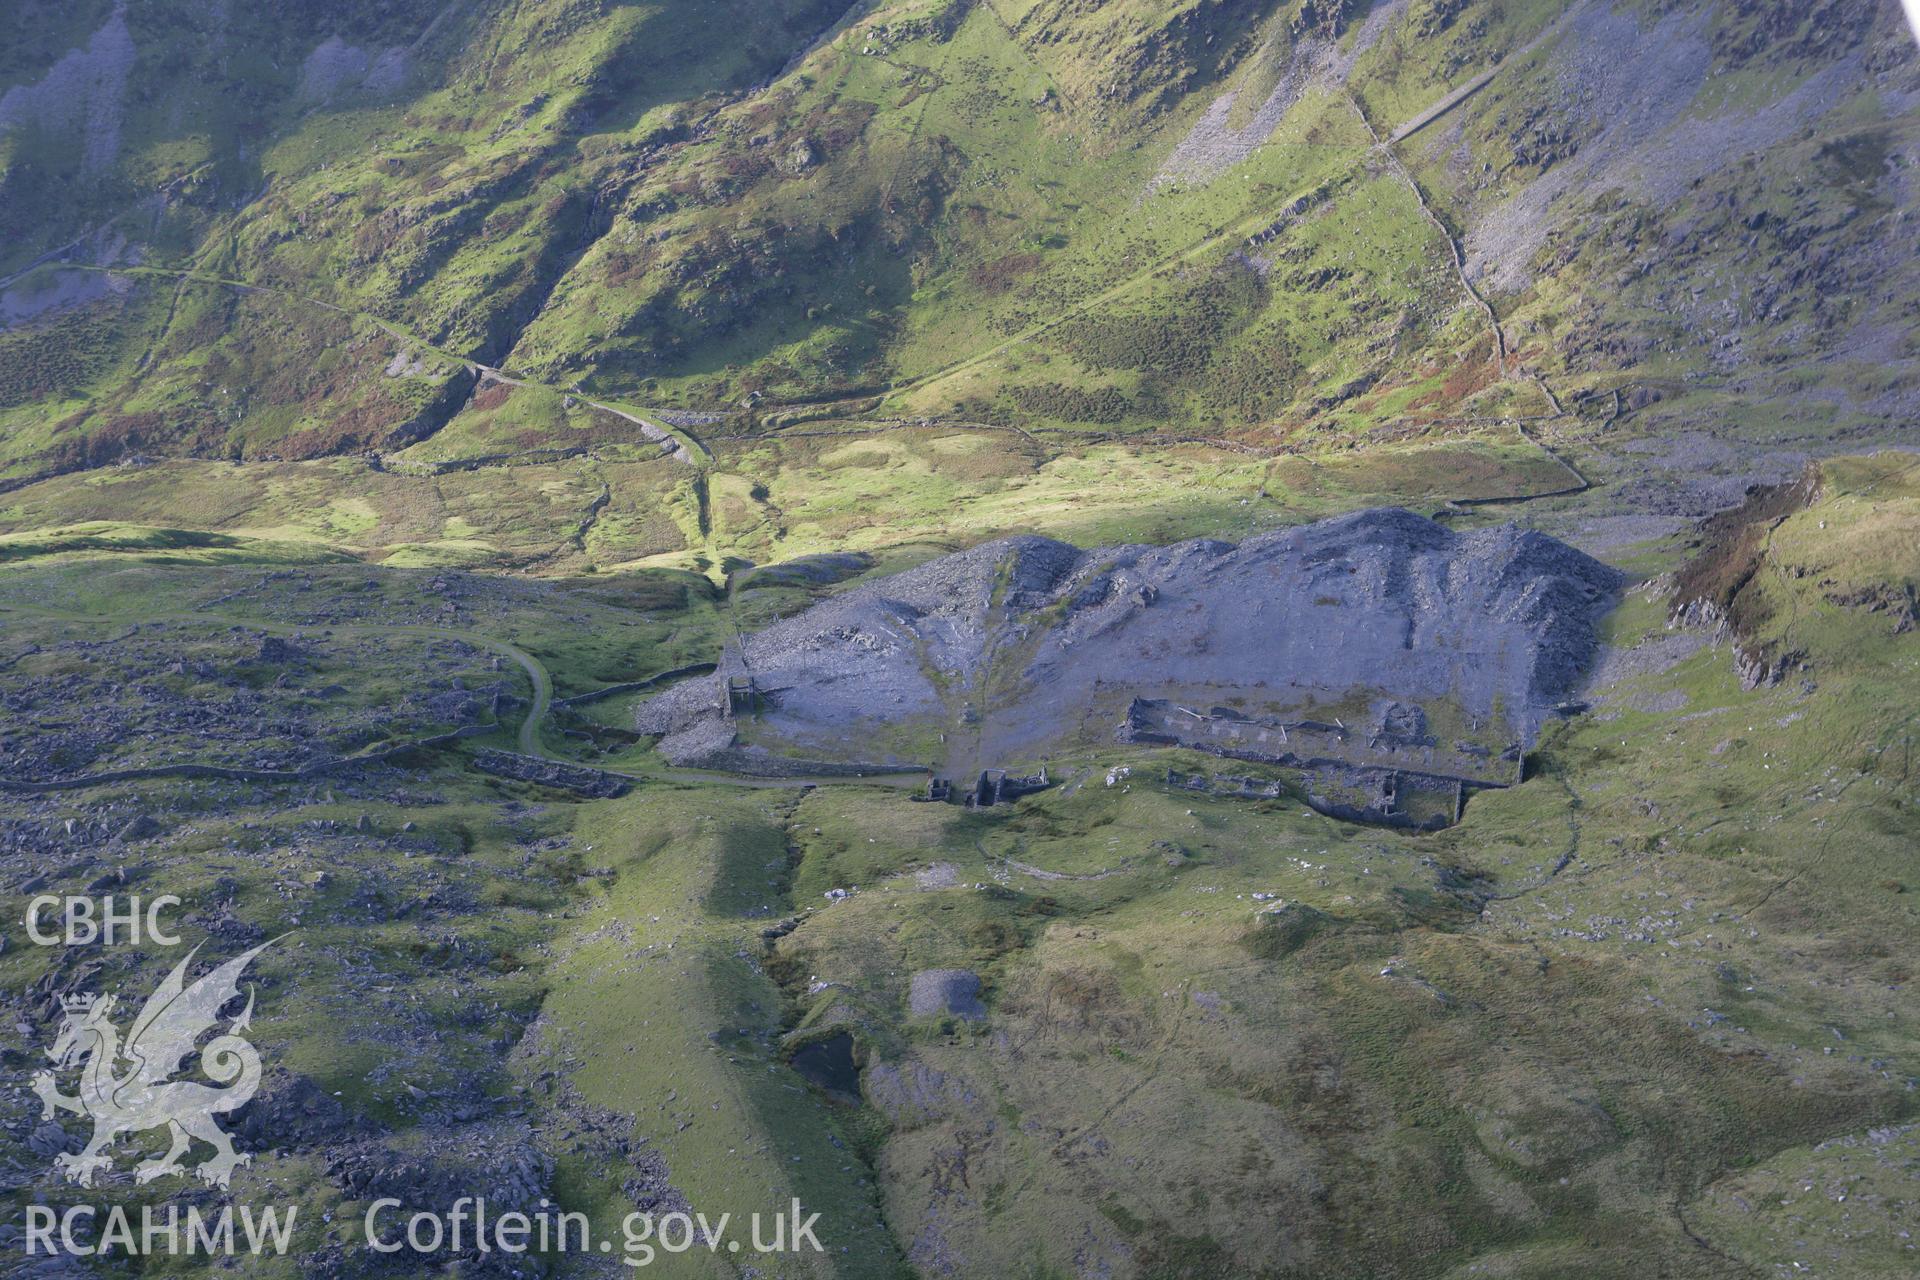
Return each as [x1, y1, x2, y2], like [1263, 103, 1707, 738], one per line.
[0, 0, 1912, 510]
[0, 455, 1911, 1277]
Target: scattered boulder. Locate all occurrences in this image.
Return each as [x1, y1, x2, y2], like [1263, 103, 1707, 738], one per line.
[255, 635, 299, 664]
[27, 1121, 80, 1157]
[234, 1069, 364, 1151]
[111, 814, 161, 844]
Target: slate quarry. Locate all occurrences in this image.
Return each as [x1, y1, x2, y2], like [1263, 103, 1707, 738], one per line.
[639, 509, 1623, 797]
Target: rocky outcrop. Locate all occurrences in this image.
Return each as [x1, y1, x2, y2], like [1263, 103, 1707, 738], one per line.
[235, 1069, 367, 1151]
[1667, 466, 1823, 690]
[470, 749, 630, 797]
[909, 969, 986, 1021]
[0, 10, 135, 173]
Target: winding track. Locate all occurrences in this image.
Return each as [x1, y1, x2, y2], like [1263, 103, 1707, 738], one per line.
[44, 13, 1582, 453]
[881, 7, 1584, 410]
[14, 23, 1605, 545]
[58, 265, 711, 468]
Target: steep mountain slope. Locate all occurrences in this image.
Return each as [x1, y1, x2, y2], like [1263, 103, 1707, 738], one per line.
[1, 0, 1913, 519]
[0, 0, 852, 469]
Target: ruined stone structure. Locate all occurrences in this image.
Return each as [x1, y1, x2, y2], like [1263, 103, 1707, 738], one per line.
[724, 675, 759, 718]
[1136, 700, 1512, 829]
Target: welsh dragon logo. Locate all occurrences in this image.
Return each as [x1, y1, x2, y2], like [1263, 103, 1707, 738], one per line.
[31, 941, 273, 1189]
